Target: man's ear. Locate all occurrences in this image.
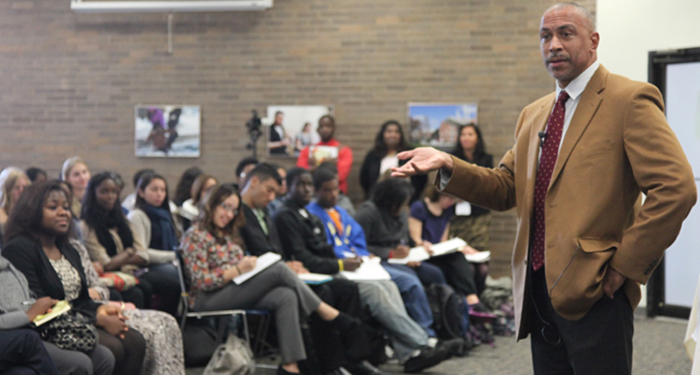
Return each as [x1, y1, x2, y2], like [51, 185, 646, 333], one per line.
[248, 176, 259, 188]
[590, 31, 600, 52]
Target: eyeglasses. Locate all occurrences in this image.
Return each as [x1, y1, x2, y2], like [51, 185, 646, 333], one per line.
[219, 203, 239, 215]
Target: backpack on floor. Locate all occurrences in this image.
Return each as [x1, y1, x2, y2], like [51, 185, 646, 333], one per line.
[425, 284, 469, 340]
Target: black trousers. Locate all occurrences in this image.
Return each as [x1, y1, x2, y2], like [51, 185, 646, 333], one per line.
[0, 329, 59, 375]
[529, 267, 634, 375]
[309, 278, 370, 373]
[97, 328, 146, 375]
[427, 252, 478, 296]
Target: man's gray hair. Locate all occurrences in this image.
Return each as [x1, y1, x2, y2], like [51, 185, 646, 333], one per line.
[546, 2, 596, 32]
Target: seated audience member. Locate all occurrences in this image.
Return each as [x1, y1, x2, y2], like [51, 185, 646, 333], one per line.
[80, 172, 152, 309]
[296, 115, 353, 195]
[354, 178, 447, 294]
[128, 173, 182, 316]
[239, 163, 373, 375]
[1, 252, 108, 375]
[61, 156, 91, 217]
[0, 329, 62, 375]
[448, 124, 494, 252]
[276, 168, 451, 373]
[179, 173, 217, 232]
[315, 162, 355, 216]
[307, 168, 438, 339]
[267, 164, 288, 217]
[172, 167, 203, 207]
[71, 237, 186, 375]
[409, 184, 488, 309]
[59, 180, 185, 375]
[359, 120, 427, 202]
[2, 181, 146, 375]
[25, 167, 48, 184]
[0, 167, 30, 233]
[235, 157, 259, 187]
[121, 169, 155, 212]
[180, 183, 361, 375]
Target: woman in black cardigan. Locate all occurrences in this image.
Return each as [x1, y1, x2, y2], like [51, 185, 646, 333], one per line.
[359, 120, 427, 202]
[3, 181, 146, 375]
[449, 124, 493, 294]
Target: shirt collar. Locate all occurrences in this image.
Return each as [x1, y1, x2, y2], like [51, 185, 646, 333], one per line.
[556, 59, 600, 102]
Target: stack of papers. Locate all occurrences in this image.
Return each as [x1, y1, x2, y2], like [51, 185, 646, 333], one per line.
[466, 251, 491, 263]
[297, 273, 333, 285]
[34, 300, 71, 327]
[233, 252, 282, 285]
[388, 238, 467, 265]
[341, 257, 391, 281]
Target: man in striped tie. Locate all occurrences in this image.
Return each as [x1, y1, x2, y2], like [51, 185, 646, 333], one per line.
[391, 2, 696, 374]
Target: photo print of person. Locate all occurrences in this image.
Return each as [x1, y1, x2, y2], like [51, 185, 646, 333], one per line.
[408, 103, 478, 148]
[264, 105, 332, 157]
[135, 105, 201, 157]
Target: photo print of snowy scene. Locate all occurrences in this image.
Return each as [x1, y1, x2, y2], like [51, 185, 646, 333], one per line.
[135, 105, 201, 157]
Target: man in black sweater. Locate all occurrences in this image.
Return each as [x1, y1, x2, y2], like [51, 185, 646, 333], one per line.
[274, 167, 452, 374]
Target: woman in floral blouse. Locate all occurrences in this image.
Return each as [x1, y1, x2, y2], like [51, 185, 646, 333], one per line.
[180, 183, 358, 375]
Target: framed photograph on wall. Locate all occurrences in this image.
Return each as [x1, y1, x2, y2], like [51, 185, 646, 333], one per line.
[408, 103, 478, 148]
[264, 105, 333, 157]
[135, 105, 201, 157]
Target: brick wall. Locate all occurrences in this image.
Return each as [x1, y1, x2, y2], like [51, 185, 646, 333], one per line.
[0, 0, 595, 277]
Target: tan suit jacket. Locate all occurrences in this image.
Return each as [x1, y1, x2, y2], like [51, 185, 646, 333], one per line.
[441, 65, 697, 339]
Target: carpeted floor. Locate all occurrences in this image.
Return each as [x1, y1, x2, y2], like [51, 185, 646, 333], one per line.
[186, 315, 693, 375]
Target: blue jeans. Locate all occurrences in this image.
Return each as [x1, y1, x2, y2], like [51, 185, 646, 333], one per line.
[382, 262, 446, 337]
[354, 280, 429, 361]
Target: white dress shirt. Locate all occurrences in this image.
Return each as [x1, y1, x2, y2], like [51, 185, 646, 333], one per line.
[552, 59, 601, 152]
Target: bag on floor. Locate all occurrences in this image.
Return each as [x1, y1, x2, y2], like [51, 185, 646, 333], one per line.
[203, 333, 255, 375]
[425, 283, 468, 340]
[183, 323, 219, 367]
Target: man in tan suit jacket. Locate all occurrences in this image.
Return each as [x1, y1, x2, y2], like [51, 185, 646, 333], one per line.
[393, 3, 696, 374]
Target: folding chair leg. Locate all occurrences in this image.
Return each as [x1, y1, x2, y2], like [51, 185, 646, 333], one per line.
[215, 316, 228, 344]
[242, 312, 251, 349]
[180, 314, 187, 332]
[253, 315, 266, 355]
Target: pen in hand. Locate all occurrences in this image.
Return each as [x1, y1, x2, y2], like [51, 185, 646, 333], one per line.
[349, 247, 363, 263]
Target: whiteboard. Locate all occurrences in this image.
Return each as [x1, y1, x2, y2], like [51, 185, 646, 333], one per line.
[663, 61, 700, 308]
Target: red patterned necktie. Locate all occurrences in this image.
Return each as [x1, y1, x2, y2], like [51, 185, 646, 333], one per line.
[531, 91, 569, 271]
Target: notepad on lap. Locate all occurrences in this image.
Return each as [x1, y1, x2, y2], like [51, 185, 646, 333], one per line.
[341, 257, 391, 281]
[465, 250, 491, 263]
[233, 252, 282, 285]
[298, 273, 333, 285]
[33, 300, 71, 327]
[388, 238, 468, 265]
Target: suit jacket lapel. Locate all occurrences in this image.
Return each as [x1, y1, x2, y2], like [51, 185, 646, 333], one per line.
[549, 66, 607, 191]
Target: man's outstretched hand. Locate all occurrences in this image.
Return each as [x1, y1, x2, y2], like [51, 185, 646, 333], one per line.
[391, 147, 454, 178]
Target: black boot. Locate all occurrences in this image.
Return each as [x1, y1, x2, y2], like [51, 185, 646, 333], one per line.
[329, 312, 361, 333]
[345, 360, 390, 375]
[403, 345, 450, 373]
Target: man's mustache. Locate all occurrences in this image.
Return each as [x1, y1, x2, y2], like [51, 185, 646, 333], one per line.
[546, 54, 570, 63]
